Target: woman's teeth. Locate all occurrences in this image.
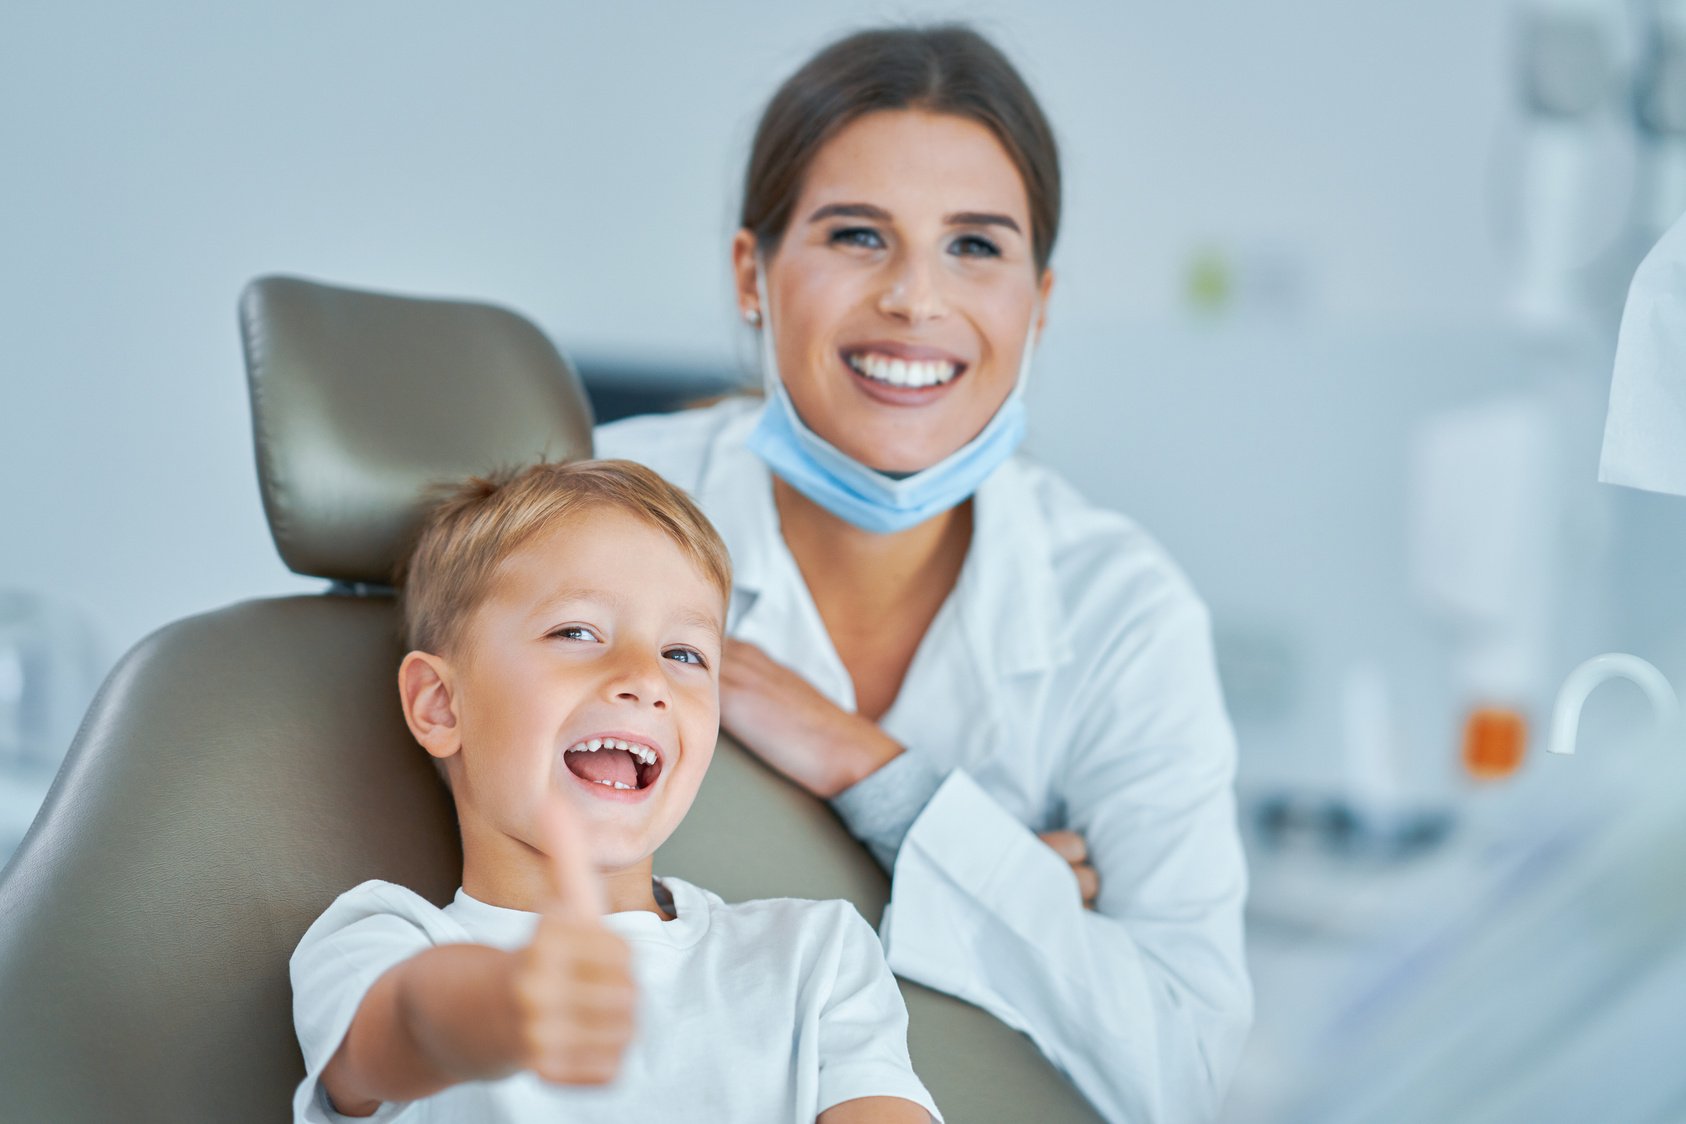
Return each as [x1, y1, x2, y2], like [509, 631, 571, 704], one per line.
[847, 352, 960, 389]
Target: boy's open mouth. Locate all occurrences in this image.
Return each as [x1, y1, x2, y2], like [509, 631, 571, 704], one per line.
[562, 736, 664, 792]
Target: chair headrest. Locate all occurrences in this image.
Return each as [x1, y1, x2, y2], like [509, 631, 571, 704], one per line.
[238, 275, 593, 585]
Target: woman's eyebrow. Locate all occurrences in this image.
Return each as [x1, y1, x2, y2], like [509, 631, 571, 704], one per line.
[808, 201, 891, 223]
[946, 210, 1021, 234]
[806, 201, 1021, 235]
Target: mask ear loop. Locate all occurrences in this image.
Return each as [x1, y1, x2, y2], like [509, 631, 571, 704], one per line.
[752, 256, 781, 396]
[1006, 298, 1042, 406]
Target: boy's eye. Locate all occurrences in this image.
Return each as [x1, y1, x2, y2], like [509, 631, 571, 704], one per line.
[664, 646, 708, 668]
[550, 625, 600, 642]
[829, 226, 885, 250]
[951, 234, 1001, 258]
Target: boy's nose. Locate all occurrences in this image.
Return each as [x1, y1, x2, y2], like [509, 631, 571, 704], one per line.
[605, 650, 669, 710]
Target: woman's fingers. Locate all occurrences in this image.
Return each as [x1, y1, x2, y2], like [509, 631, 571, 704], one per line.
[720, 639, 771, 691]
[723, 637, 769, 669]
[1039, 829, 1087, 864]
[1073, 863, 1100, 908]
[1039, 830, 1099, 907]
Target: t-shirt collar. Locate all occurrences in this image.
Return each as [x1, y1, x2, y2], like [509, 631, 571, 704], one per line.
[444, 876, 714, 950]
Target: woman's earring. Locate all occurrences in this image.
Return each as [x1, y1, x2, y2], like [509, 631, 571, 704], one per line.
[743, 307, 762, 327]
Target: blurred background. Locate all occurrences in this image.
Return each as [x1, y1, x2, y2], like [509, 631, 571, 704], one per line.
[5, 1, 1686, 1119]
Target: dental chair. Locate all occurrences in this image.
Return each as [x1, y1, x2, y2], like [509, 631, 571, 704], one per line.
[0, 276, 1099, 1122]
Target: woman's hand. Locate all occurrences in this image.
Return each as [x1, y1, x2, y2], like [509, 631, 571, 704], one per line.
[720, 638, 904, 797]
[1039, 830, 1100, 909]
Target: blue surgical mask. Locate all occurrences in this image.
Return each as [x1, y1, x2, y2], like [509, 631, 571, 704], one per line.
[743, 263, 1038, 535]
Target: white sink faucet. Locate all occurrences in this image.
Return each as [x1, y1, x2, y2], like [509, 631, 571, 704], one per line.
[1547, 653, 1681, 757]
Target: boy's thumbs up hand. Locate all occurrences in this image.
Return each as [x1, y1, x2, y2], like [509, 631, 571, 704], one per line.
[543, 791, 610, 923]
[508, 796, 637, 1086]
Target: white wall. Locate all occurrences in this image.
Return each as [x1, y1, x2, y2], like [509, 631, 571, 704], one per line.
[8, 1, 1662, 784]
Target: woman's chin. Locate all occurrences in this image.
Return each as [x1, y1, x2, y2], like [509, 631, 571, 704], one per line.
[791, 386, 996, 474]
[856, 413, 1000, 475]
[840, 437, 955, 476]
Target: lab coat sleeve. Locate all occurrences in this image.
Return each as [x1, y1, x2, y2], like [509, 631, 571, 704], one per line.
[830, 750, 950, 872]
[882, 592, 1252, 1123]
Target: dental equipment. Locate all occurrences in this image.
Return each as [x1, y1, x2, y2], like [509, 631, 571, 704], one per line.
[1546, 652, 1682, 757]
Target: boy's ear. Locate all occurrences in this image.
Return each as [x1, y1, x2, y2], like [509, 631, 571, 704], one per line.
[399, 651, 461, 761]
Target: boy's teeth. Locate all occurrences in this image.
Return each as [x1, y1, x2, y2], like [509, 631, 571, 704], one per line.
[566, 738, 658, 765]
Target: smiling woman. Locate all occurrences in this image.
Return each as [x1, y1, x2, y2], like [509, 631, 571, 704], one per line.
[740, 109, 1049, 479]
[595, 24, 1253, 1122]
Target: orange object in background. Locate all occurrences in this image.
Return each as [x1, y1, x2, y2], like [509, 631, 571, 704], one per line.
[1463, 706, 1528, 779]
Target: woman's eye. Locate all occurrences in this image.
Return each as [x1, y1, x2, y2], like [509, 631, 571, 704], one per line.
[829, 226, 885, 250]
[551, 625, 600, 642]
[664, 646, 708, 667]
[951, 234, 1001, 258]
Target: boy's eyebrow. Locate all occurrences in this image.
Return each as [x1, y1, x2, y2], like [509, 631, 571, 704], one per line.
[531, 587, 623, 617]
[679, 609, 725, 641]
[806, 201, 1022, 235]
[534, 588, 724, 640]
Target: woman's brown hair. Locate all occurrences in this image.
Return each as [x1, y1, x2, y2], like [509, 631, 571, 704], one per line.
[741, 24, 1062, 274]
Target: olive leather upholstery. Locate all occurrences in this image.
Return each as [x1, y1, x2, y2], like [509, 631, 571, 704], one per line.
[0, 275, 1099, 1121]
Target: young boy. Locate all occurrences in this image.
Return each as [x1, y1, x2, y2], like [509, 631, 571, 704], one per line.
[289, 459, 940, 1123]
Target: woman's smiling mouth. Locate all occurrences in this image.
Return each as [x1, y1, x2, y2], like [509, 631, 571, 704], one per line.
[838, 344, 968, 399]
[845, 350, 962, 388]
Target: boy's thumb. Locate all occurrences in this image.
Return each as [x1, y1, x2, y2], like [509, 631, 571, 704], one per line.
[538, 795, 607, 922]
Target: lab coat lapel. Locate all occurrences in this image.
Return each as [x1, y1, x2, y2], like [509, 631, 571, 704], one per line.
[694, 407, 858, 714]
[880, 459, 1069, 821]
[965, 458, 1070, 679]
[691, 415, 1069, 791]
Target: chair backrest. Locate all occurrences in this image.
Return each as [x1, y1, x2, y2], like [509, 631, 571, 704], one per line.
[0, 276, 1098, 1121]
[239, 275, 595, 583]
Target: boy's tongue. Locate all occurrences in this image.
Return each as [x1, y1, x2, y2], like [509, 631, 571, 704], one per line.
[566, 748, 639, 788]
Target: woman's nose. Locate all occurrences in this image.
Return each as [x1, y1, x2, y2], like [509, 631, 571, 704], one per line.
[877, 253, 949, 323]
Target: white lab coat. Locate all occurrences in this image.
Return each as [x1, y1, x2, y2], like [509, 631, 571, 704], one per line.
[595, 398, 1252, 1123]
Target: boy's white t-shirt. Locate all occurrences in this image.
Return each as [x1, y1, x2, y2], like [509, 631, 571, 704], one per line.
[290, 876, 940, 1123]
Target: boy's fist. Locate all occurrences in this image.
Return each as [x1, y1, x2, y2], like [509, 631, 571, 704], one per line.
[509, 796, 637, 1085]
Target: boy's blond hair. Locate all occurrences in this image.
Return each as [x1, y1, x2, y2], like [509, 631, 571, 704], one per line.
[398, 459, 732, 656]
